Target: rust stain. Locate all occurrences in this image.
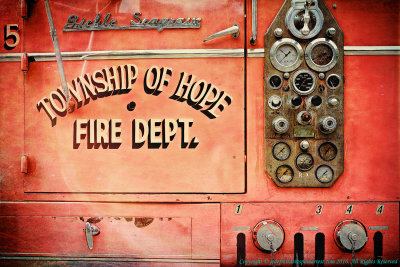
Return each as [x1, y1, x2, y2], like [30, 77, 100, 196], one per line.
[134, 217, 154, 228]
[87, 217, 102, 223]
[125, 217, 133, 222]
[114, 217, 121, 220]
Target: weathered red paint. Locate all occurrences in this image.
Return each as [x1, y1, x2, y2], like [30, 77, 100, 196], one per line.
[0, 0, 398, 265]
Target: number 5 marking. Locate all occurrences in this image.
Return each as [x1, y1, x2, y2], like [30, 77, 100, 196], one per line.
[4, 24, 20, 50]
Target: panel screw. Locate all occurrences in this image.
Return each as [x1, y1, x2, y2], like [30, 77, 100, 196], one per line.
[274, 28, 283, 38]
[283, 85, 290, 91]
[318, 73, 325, 80]
[283, 72, 290, 79]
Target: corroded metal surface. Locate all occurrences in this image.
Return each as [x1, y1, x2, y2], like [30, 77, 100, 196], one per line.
[264, 0, 344, 187]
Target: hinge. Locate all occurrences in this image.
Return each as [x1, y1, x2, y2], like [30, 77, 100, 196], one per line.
[20, 0, 27, 18]
[21, 52, 28, 72]
[21, 155, 28, 174]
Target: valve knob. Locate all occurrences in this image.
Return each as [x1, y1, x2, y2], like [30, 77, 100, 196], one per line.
[334, 220, 368, 252]
[318, 116, 337, 134]
[272, 116, 289, 134]
[253, 219, 285, 253]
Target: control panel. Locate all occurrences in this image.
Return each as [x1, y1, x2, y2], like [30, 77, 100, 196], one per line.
[265, 0, 344, 187]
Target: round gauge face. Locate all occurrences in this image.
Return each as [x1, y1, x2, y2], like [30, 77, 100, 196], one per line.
[272, 142, 291, 161]
[295, 152, 314, 171]
[268, 74, 283, 89]
[319, 142, 337, 161]
[270, 38, 304, 72]
[305, 39, 339, 72]
[275, 165, 294, 183]
[311, 44, 334, 66]
[292, 70, 316, 95]
[326, 74, 341, 90]
[275, 44, 299, 67]
[315, 165, 334, 183]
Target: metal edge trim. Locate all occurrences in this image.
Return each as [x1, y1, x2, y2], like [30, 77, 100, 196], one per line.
[0, 256, 219, 263]
[0, 46, 399, 62]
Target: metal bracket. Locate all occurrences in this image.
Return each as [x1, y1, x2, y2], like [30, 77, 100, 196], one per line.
[43, 0, 69, 105]
[250, 0, 257, 45]
[84, 222, 100, 250]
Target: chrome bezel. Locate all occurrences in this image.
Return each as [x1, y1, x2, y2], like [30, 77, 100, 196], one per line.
[267, 74, 283, 89]
[315, 164, 334, 183]
[326, 74, 341, 90]
[269, 38, 304, 72]
[291, 69, 317, 96]
[305, 38, 339, 72]
[285, 0, 324, 39]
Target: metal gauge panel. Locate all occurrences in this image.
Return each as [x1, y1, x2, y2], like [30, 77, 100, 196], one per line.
[264, 0, 344, 187]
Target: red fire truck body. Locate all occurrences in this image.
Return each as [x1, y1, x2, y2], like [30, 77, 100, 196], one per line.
[0, 0, 398, 265]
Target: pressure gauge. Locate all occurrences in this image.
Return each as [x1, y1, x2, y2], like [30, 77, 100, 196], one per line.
[272, 142, 291, 161]
[292, 69, 317, 95]
[326, 74, 341, 90]
[318, 142, 337, 161]
[285, 0, 324, 39]
[315, 164, 334, 183]
[305, 38, 339, 72]
[270, 38, 304, 72]
[268, 74, 283, 89]
[253, 219, 285, 253]
[296, 152, 314, 171]
[276, 165, 294, 183]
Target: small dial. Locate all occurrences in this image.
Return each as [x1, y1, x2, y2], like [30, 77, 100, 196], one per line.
[276, 165, 294, 183]
[272, 142, 291, 161]
[268, 74, 283, 89]
[305, 39, 339, 72]
[326, 74, 341, 90]
[292, 69, 316, 95]
[318, 142, 337, 161]
[295, 152, 314, 171]
[270, 38, 304, 72]
[315, 165, 334, 183]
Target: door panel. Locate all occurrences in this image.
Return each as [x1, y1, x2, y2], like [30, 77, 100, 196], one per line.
[24, 58, 245, 193]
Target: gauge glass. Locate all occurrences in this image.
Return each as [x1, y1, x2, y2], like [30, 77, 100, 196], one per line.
[316, 165, 334, 183]
[268, 74, 283, 89]
[305, 39, 338, 72]
[318, 142, 337, 161]
[293, 71, 315, 95]
[276, 165, 294, 183]
[295, 152, 314, 171]
[272, 142, 291, 161]
[311, 44, 334, 66]
[270, 38, 303, 72]
[275, 44, 299, 67]
[326, 74, 341, 90]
